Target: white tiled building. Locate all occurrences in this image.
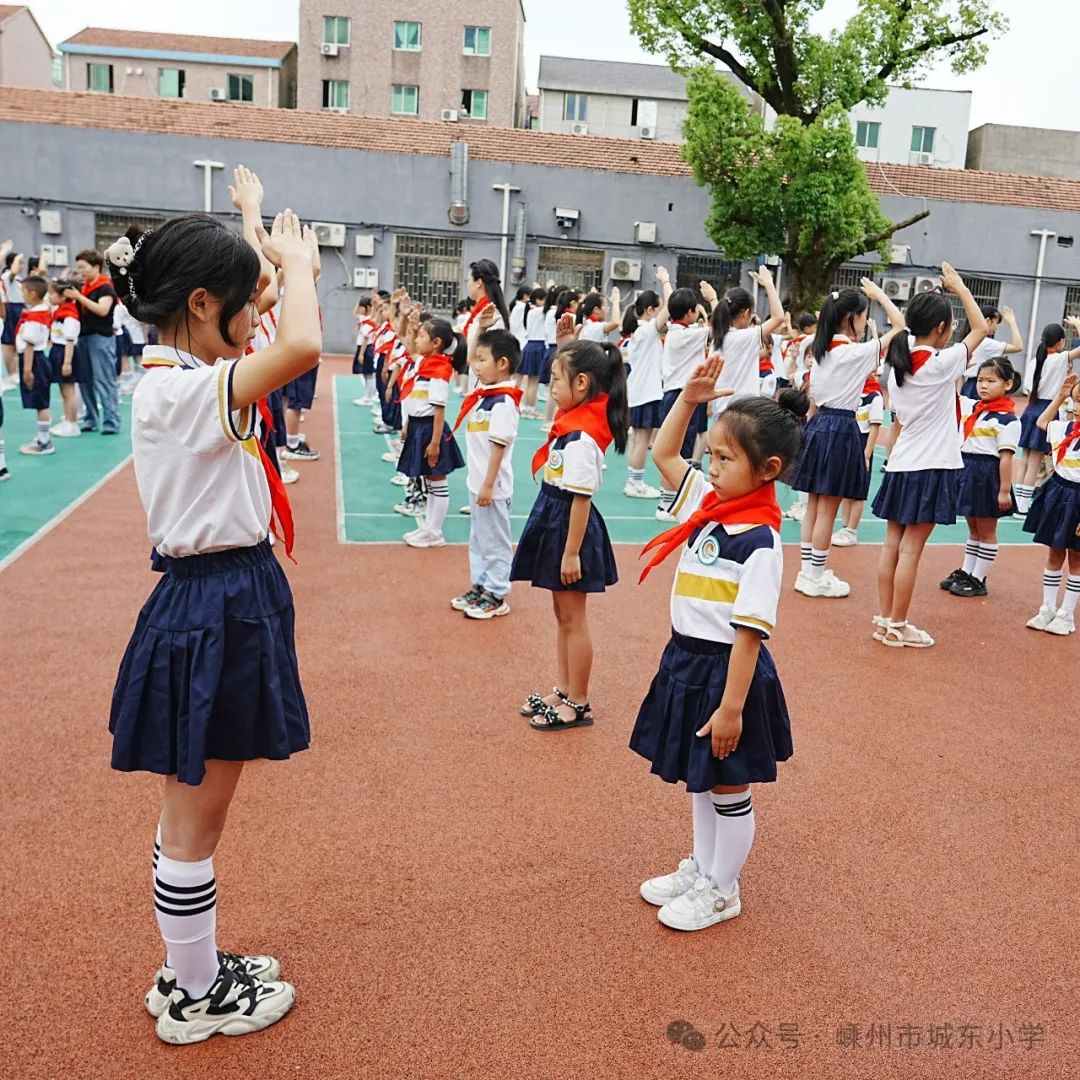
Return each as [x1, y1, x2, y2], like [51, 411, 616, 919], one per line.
[849, 86, 972, 169]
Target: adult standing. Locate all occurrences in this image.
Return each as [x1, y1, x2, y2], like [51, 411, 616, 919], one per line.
[461, 258, 510, 390]
[65, 249, 120, 434]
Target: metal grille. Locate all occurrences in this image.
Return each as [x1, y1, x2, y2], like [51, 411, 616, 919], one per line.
[831, 265, 864, 291]
[537, 245, 604, 293]
[94, 212, 167, 255]
[393, 234, 463, 313]
[1063, 286, 1080, 345]
[948, 275, 1000, 340]
[675, 253, 742, 300]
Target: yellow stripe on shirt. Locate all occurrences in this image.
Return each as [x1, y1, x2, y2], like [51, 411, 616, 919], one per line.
[673, 572, 739, 604]
[216, 364, 237, 442]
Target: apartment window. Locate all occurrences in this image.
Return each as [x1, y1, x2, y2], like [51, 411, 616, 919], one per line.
[536, 246, 605, 293]
[394, 21, 421, 51]
[392, 84, 419, 115]
[322, 79, 349, 111]
[87, 63, 113, 93]
[461, 89, 487, 120]
[323, 16, 351, 46]
[462, 26, 491, 55]
[51, 56, 62, 88]
[394, 234, 463, 311]
[158, 68, 185, 99]
[563, 93, 588, 122]
[948, 276, 1000, 340]
[910, 126, 936, 154]
[228, 73, 253, 103]
[675, 254, 742, 302]
[856, 121, 880, 149]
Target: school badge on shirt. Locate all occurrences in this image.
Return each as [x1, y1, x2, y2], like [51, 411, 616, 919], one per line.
[697, 534, 720, 565]
[548, 449, 563, 470]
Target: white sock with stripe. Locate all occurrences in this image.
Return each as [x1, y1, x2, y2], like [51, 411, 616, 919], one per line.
[425, 479, 450, 534]
[691, 792, 716, 874]
[1015, 485, 1033, 513]
[800, 543, 812, 574]
[808, 547, 829, 581]
[962, 541, 980, 576]
[973, 544, 998, 582]
[154, 850, 219, 999]
[629, 467, 645, 485]
[1043, 570, 1063, 610]
[710, 791, 754, 896]
[659, 487, 675, 512]
[36, 420, 52, 447]
[1063, 575, 1080, 616]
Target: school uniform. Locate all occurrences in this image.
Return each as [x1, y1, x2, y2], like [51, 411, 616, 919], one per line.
[374, 323, 403, 430]
[792, 335, 814, 391]
[960, 337, 1009, 400]
[542, 307, 558, 383]
[0, 271, 22, 347]
[790, 336, 878, 500]
[759, 338, 782, 397]
[957, 396, 1020, 518]
[1019, 351, 1074, 455]
[48, 301, 81, 384]
[396, 355, 464, 477]
[856, 381, 884, 451]
[579, 317, 607, 343]
[1023, 420, 1080, 551]
[511, 400, 618, 592]
[660, 321, 711, 457]
[873, 342, 968, 524]
[509, 301, 528, 348]
[463, 297, 505, 391]
[109, 345, 309, 786]
[353, 316, 376, 374]
[629, 468, 792, 792]
[519, 305, 548, 377]
[713, 325, 765, 416]
[627, 318, 664, 430]
[15, 304, 52, 411]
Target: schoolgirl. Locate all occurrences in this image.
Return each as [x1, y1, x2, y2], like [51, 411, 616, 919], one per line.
[518, 287, 549, 417]
[508, 285, 531, 350]
[958, 305, 1023, 400]
[623, 269, 671, 500]
[108, 198, 321, 1043]
[630, 355, 798, 932]
[1014, 321, 1080, 514]
[1023, 372, 1080, 634]
[578, 288, 622, 342]
[514, 329, 628, 730]
[782, 313, 818, 522]
[46, 278, 82, 437]
[832, 367, 884, 547]
[790, 281, 905, 596]
[351, 294, 378, 405]
[872, 264, 988, 648]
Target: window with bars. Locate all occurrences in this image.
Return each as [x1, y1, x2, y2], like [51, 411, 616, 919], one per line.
[675, 253, 742, 301]
[947, 276, 1001, 340]
[536, 246, 605, 293]
[1063, 286, 1080, 345]
[393, 235, 463, 313]
[831, 266, 864, 291]
[94, 213, 166, 257]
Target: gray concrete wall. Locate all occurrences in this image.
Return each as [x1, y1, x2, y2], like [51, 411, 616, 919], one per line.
[966, 123, 1080, 181]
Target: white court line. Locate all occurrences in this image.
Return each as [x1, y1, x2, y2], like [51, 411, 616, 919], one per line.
[0, 454, 133, 575]
[332, 377, 346, 544]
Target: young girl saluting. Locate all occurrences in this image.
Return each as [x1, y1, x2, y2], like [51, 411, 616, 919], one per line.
[629, 355, 799, 932]
[514, 317, 628, 730]
[108, 197, 321, 1044]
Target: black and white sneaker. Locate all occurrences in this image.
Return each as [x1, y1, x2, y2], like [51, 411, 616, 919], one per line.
[155, 963, 295, 1045]
[281, 441, 320, 461]
[145, 950, 281, 1017]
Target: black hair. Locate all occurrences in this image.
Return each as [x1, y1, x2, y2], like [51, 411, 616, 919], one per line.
[529, 287, 546, 305]
[977, 355, 1021, 395]
[635, 289, 660, 317]
[577, 293, 604, 325]
[108, 214, 260, 350]
[710, 286, 755, 349]
[1031, 323, 1066, 399]
[378, 289, 392, 300]
[797, 312, 818, 332]
[49, 277, 75, 294]
[667, 287, 698, 324]
[543, 286, 566, 316]
[621, 306, 638, 337]
[554, 289, 581, 321]
[812, 288, 868, 363]
[4, 251, 22, 272]
[884, 290, 954, 387]
[554, 339, 629, 453]
[714, 394, 805, 482]
[21, 274, 47, 299]
[469, 258, 511, 327]
[777, 386, 810, 421]
[961, 304, 1001, 340]
[423, 316, 468, 372]
[514, 286, 531, 303]
[477, 328, 520, 375]
[356, 295, 371, 309]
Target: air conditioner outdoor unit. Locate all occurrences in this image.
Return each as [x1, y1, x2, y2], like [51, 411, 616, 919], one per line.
[321, 43, 339, 56]
[312, 221, 346, 248]
[209, 88, 226, 101]
[570, 122, 589, 136]
[881, 276, 912, 302]
[639, 125, 656, 140]
[909, 151, 933, 165]
[914, 275, 939, 294]
[610, 257, 642, 282]
[440, 108, 459, 122]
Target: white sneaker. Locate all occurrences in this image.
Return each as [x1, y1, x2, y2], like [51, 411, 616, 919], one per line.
[394, 500, 427, 517]
[404, 529, 446, 548]
[801, 570, 850, 598]
[381, 451, 399, 464]
[146, 951, 280, 1018]
[402, 526, 427, 543]
[1026, 604, 1057, 631]
[353, 396, 367, 406]
[280, 465, 300, 485]
[794, 570, 812, 594]
[50, 419, 82, 437]
[832, 527, 858, 547]
[640, 855, 701, 907]
[390, 473, 408, 487]
[624, 480, 661, 499]
[657, 876, 741, 932]
[787, 501, 807, 522]
[1045, 609, 1075, 636]
[655, 507, 676, 523]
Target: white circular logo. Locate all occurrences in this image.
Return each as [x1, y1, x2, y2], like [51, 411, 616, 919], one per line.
[698, 535, 720, 565]
[548, 449, 563, 470]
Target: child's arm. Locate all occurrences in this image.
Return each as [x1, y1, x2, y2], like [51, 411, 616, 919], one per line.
[750, 267, 785, 338]
[476, 442, 507, 507]
[1002, 307, 1024, 354]
[603, 287, 621, 333]
[1038, 374, 1076, 430]
[228, 165, 276, 304]
[997, 449, 1015, 512]
[561, 496, 590, 586]
[654, 266, 673, 331]
[697, 627, 761, 758]
[426, 405, 445, 467]
[21, 340, 34, 390]
[861, 279, 906, 353]
[699, 279, 720, 314]
[652, 355, 728, 490]
[865, 421, 880, 466]
[62, 340, 75, 379]
[942, 263, 988, 356]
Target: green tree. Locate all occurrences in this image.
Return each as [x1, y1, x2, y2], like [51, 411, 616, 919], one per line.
[628, 0, 1007, 310]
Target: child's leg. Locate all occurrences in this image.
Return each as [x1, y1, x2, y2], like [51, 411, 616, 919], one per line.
[877, 520, 903, 617]
[972, 518, 999, 581]
[1063, 550, 1080, 617]
[846, 499, 865, 532]
[691, 792, 716, 872]
[628, 426, 650, 482]
[808, 494, 843, 578]
[709, 784, 753, 895]
[553, 592, 569, 694]
[838, 498, 851, 529]
[424, 474, 449, 535]
[962, 519, 981, 575]
[1016, 450, 1043, 512]
[887, 522, 935, 625]
[1042, 547, 1066, 609]
[525, 375, 540, 411]
[35, 406, 51, 449]
[552, 591, 591, 708]
[799, 492, 817, 573]
[543, 392, 556, 423]
[483, 497, 513, 598]
[60, 383, 78, 424]
[156, 760, 245, 997]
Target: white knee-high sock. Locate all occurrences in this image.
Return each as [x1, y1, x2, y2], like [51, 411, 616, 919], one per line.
[1043, 570, 1063, 609]
[154, 850, 219, 999]
[425, 479, 449, 534]
[1063, 575, 1080, 615]
[962, 541, 979, 575]
[800, 543, 812, 573]
[710, 790, 755, 895]
[809, 547, 829, 581]
[973, 544, 998, 582]
[691, 792, 716, 872]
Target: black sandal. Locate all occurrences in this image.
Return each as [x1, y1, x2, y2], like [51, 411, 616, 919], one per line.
[529, 697, 594, 731]
[519, 687, 567, 718]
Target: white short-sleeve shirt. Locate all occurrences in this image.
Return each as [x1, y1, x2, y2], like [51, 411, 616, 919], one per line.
[132, 346, 270, 558]
[884, 342, 969, 472]
[543, 430, 605, 496]
[1029, 349, 1075, 401]
[713, 325, 765, 415]
[578, 319, 607, 343]
[856, 390, 884, 434]
[662, 322, 710, 393]
[963, 337, 1008, 379]
[509, 302, 527, 346]
[50, 314, 81, 345]
[465, 383, 519, 498]
[668, 469, 783, 643]
[1048, 420, 1080, 481]
[959, 397, 1021, 457]
[406, 364, 451, 419]
[525, 305, 547, 342]
[626, 318, 663, 408]
[16, 303, 50, 352]
[809, 337, 880, 411]
[543, 308, 558, 346]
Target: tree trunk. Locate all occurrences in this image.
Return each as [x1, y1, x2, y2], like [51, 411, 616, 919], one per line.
[784, 254, 839, 316]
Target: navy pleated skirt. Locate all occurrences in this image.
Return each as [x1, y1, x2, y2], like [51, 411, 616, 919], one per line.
[629, 631, 792, 792]
[1018, 399, 1052, 453]
[1024, 474, 1080, 551]
[511, 483, 618, 592]
[376, 357, 402, 430]
[872, 467, 958, 525]
[109, 540, 310, 787]
[789, 407, 868, 499]
[629, 399, 664, 430]
[397, 415, 464, 477]
[519, 340, 548, 378]
[957, 452, 1014, 518]
[539, 345, 556, 385]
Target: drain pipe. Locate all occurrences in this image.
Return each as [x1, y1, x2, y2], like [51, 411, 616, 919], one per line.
[449, 141, 469, 226]
[1026, 229, 1055, 389]
[492, 182, 521, 286]
[510, 202, 527, 285]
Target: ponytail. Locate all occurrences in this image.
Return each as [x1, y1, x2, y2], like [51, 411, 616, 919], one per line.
[558, 339, 629, 453]
[1032, 323, 1065, 399]
[621, 305, 638, 337]
[812, 288, 868, 364]
[544, 286, 566, 316]
[577, 294, 603, 325]
[885, 290, 953, 387]
[710, 286, 753, 350]
[469, 259, 511, 328]
[961, 304, 1000, 341]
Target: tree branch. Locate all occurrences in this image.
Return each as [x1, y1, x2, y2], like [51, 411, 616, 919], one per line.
[851, 209, 931, 260]
[681, 31, 784, 115]
[873, 27, 989, 86]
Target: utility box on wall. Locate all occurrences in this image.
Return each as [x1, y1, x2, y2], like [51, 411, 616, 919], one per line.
[635, 221, 657, 245]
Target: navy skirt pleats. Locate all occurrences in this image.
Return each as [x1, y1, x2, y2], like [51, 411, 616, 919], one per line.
[789, 407, 868, 499]
[957, 452, 1014, 518]
[872, 467, 958, 525]
[629, 399, 664, 430]
[396, 415, 465, 477]
[1023, 474, 1080, 551]
[629, 631, 792, 792]
[109, 540, 310, 786]
[1018, 399, 1052, 453]
[519, 340, 548, 378]
[511, 483, 618, 592]
[376, 357, 402, 430]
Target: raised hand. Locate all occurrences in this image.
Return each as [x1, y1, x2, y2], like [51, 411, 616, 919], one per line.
[939, 261, 965, 295]
[477, 303, 496, 332]
[228, 165, 263, 212]
[555, 311, 577, 346]
[682, 356, 730, 405]
[699, 280, 717, 305]
[655, 265, 670, 286]
[256, 210, 313, 269]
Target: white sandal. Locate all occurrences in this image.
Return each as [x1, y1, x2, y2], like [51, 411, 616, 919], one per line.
[871, 614, 888, 641]
[882, 620, 935, 648]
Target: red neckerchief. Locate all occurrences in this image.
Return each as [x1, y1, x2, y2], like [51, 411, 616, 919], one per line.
[397, 354, 455, 402]
[784, 334, 804, 359]
[453, 383, 524, 431]
[81, 275, 111, 297]
[15, 308, 51, 337]
[531, 393, 612, 476]
[759, 355, 774, 375]
[587, 312, 603, 322]
[963, 397, 1016, 440]
[638, 482, 782, 583]
[461, 295, 491, 340]
[863, 375, 881, 396]
[142, 357, 296, 561]
[51, 302, 79, 325]
[1056, 420, 1080, 465]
